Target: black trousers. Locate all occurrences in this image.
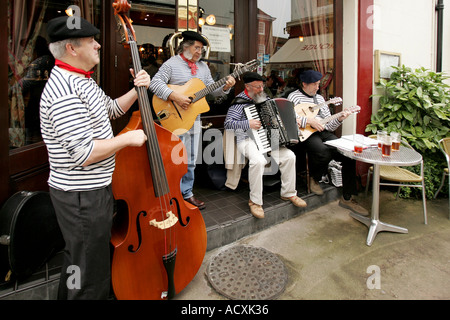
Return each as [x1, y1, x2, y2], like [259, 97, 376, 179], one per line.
[298, 131, 358, 197]
[50, 185, 113, 300]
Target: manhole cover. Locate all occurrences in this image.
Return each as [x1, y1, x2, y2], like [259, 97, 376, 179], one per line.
[206, 245, 287, 300]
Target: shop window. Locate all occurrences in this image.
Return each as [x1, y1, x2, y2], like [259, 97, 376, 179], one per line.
[125, 0, 234, 118]
[198, 0, 235, 116]
[7, 0, 101, 149]
[128, 1, 177, 79]
[257, 0, 335, 100]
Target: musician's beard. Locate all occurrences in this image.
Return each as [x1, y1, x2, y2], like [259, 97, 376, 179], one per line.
[249, 91, 267, 104]
[183, 50, 202, 62]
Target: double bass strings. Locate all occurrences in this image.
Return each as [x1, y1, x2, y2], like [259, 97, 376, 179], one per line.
[129, 35, 176, 252]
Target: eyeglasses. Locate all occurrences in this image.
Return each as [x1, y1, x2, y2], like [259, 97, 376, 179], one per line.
[193, 46, 204, 52]
[247, 84, 265, 90]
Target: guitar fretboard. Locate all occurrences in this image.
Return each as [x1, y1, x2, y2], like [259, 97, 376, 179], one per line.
[192, 61, 257, 103]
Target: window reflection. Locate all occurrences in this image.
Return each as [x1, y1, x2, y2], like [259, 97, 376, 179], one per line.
[132, 0, 235, 117]
[257, 0, 335, 100]
[7, 0, 101, 149]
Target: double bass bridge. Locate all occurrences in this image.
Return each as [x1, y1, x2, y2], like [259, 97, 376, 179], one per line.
[149, 211, 178, 230]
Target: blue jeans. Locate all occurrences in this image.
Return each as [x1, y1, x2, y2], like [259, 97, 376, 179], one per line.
[178, 118, 201, 199]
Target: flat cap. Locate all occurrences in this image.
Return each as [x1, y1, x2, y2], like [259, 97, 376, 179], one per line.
[47, 16, 100, 43]
[243, 72, 265, 84]
[181, 31, 208, 46]
[299, 70, 323, 83]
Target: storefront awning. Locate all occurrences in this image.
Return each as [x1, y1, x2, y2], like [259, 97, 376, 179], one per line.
[269, 34, 334, 65]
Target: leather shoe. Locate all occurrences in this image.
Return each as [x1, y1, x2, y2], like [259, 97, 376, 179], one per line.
[184, 196, 206, 210]
[281, 195, 307, 208]
[338, 197, 369, 216]
[309, 178, 324, 195]
[248, 200, 264, 219]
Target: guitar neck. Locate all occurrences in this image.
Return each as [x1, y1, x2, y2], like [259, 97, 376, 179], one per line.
[320, 111, 343, 125]
[319, 107, 359, 125]
[312, 100, 335, 112]
[192, 68, 246, 103]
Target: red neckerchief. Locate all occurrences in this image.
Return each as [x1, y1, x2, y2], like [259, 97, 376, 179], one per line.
[244, 89, 251, 98]
[180, 53, 198, 75]
[55, 59, 94, 78]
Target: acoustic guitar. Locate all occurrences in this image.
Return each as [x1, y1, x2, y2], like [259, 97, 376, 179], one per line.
[152, 59, 258, 134]
[295, 97, 343, 119]
[296, 101, 361, 142]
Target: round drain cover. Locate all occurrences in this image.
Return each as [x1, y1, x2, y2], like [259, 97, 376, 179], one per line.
[206, 245, 287, 300]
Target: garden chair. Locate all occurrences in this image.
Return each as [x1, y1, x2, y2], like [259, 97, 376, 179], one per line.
[433, 137, 450, 219]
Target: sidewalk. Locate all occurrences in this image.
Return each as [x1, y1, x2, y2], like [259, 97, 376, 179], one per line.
[175, 191, 450, 300]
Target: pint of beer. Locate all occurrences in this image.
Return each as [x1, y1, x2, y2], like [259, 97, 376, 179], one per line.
[391, 132, 401, 151]
[382, 135, 392, 157]
[377, 130, 387, 150]
[353, 134, 364, 154]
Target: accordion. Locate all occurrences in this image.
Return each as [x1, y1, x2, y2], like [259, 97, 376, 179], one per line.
[244, 98, 299, 154]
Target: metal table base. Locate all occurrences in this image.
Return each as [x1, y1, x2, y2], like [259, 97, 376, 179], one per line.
[350, 213, 408, 246]
[351, 164, 408, 246]
[337, 145, 422, 246]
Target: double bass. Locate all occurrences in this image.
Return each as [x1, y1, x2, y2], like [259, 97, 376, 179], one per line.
[110, 0, 207, 300]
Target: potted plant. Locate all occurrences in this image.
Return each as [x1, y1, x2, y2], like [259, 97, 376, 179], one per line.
[366, 65, 450, 199]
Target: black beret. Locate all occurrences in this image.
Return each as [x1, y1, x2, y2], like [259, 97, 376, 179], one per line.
[47, 16, 100, 43]
[181, 31, 208, 46]
[299, 70, 323, 83]
[243, 72, 265, 84]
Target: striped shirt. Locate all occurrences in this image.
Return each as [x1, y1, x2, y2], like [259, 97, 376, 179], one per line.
[287, 89, 342, 132]
[224, 91, 270, 144]
[40, 66, 125, 191]
[150, 55, 228, 102]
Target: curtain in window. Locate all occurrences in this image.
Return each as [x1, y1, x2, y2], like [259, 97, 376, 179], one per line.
[8, 0, 48, 148]
[76, 0, 95, 23]
[295, 1, 333, 79]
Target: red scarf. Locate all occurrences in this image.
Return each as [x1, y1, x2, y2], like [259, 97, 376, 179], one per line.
[180, 53, 198, 75]
[55, 59, 94, 78]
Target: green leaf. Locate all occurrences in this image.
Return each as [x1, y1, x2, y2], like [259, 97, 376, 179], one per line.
[434, 109, 449, 120]
[392, 104, 402, 112]
[423, 139, 435, 149]
[415, 126, 424, 136]
[402, 110, 414, 121]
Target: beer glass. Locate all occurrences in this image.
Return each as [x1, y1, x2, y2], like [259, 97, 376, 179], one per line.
[382, 135, 392, 157]
[391, 132, 401, 151]
[353, 134, 364, 154]
[377, 130, 387, 150]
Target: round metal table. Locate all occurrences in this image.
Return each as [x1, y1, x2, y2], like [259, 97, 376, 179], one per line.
[338, 145, 423, 246]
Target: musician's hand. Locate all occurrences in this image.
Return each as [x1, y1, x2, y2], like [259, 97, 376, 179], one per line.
[223, 76, 236, 91]
[125, 129, 147, 147]
[169, 91, 192, 110]
[308, 118, 324, 132]
[130, 69, 151, 89]
[249, 119, 262, 130]
[338, 109, 351, 121]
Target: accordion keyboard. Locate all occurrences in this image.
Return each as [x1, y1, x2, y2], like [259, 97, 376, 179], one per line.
[244, 105, 272, 154]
